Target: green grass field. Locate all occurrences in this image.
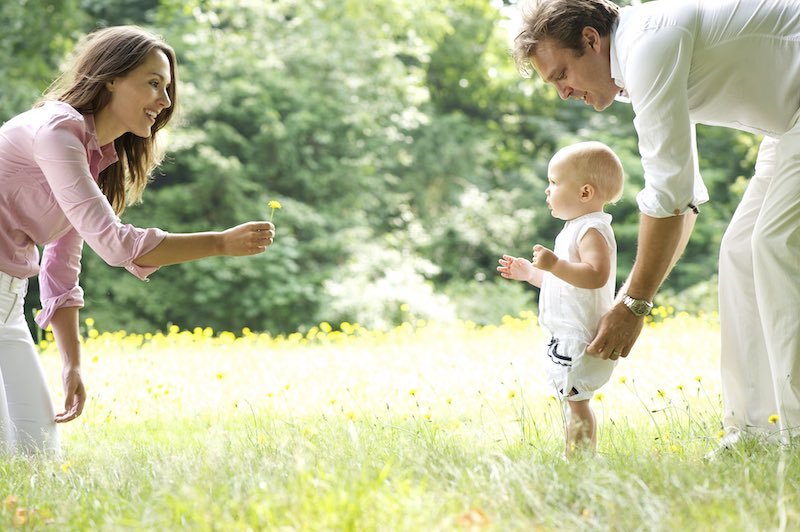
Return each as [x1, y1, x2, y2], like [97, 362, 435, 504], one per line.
[2, 311, 797, 530]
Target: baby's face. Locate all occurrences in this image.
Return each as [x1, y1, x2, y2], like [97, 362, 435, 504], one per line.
[545, 157, 586, 220]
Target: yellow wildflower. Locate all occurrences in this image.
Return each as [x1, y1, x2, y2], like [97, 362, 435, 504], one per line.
[268, 200, 282, 221]
[769, 414, 779, 424]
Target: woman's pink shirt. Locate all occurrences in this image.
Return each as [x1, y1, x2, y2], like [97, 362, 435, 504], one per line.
[0, 101, 166, 328]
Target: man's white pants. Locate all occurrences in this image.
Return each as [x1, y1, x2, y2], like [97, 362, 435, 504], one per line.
[719, 125, 800, 442]
[0, 271, 59, 454]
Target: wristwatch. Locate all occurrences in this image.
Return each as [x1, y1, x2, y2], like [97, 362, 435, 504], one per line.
[622, 294, 653, 317]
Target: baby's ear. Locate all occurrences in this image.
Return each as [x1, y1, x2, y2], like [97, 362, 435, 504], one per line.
[580, 183, 595, 202]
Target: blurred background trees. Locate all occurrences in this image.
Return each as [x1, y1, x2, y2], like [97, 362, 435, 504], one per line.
[1, 0, 756, 334]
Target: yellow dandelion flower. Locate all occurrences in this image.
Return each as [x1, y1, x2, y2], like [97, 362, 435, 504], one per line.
[216, 373, 224, 380]
[717, 429, 726, 439]
[346, 411, 356, 420]
[61, 461, 72, 473]
[409, 389, 417, 397]
[508, 390, 516, 400]
[695, 376, 702, 382]
[618, 376, 627, 384]
[424, 413, 432, 420]
[769, 414, 779, 424]
[268, 200, 282, 221]
[657, 389, 666, 398]
[595, 393, 604, 402]
[676, 384, 684, 391]
[445, 398, 452, 405]
[84, 317, 95, 327]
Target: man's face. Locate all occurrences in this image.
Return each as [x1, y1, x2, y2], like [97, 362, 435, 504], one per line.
[530, 30, 620, 112]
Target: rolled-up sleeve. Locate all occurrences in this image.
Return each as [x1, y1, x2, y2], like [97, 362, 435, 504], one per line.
[626, 27, 709, 218]
[31, 113, 166, 325]
[35, 228, 85, 329]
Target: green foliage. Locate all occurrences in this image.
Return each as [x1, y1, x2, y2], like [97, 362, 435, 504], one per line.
[0, 0, 86, 120]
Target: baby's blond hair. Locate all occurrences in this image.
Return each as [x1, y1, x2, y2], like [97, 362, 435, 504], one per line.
[552, 141, 624, 203]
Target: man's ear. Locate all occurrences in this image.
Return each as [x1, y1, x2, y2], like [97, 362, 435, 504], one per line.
[582, 27, 602, 52]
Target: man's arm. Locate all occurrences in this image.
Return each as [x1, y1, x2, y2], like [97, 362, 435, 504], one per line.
[620, 212, 696, 300]
[587, 211, 696, 359]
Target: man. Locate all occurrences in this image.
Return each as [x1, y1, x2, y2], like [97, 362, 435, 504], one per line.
[512, 0, 800, 449]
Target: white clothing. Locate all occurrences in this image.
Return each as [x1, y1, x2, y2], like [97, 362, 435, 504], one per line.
[719, 128, 800, 441]
[612, 0, 800, 439]
[539, 212, 617, 401]
[611, 0, 800, 218]
[0, 270, 59, 454]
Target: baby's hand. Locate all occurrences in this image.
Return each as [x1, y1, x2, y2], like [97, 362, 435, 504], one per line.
[532, 244, 557, 271]
[497, 254, 534, 282]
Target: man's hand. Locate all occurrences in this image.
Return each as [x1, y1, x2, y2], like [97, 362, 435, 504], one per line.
[55, 366, 86, 423]
[587, 303, 645, 360]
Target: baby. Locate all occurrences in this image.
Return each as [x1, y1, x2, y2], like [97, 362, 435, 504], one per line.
[498, 141, 624, 455]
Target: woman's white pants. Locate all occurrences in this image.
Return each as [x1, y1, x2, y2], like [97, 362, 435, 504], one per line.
[0, 272, 59, 454]
[718, 126, 800, 442]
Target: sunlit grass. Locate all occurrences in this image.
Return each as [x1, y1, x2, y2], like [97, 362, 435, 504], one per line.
[2, 309, 797, 530]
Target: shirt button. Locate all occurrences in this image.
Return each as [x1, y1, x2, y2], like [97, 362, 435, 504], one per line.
[673, 208, 681, 216]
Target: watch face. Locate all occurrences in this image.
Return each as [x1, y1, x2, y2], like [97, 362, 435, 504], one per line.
[631, 300, 650, 315]
[624, 296, 652, 316]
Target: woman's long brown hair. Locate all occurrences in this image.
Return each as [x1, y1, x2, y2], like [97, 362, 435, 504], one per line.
[39, 26, 178, 214]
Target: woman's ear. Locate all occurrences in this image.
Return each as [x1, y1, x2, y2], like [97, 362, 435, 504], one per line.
[105, 80, 115, 92]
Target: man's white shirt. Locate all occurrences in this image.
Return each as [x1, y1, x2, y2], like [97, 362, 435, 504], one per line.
[610, 0, 800, 218]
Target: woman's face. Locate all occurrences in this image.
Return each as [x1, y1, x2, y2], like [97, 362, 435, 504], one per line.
[103, 48, 172, 141]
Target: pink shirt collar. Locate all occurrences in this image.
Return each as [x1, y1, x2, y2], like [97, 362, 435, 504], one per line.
[80, 111, 120, 175]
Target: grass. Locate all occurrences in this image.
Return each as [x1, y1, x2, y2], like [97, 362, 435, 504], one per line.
[2, 311, 798, 530]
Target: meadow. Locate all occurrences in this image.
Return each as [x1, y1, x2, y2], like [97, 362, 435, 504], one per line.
[1, 310, 797, 531]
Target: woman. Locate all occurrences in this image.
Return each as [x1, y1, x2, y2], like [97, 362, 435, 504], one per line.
[0, 26, 275, 455]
